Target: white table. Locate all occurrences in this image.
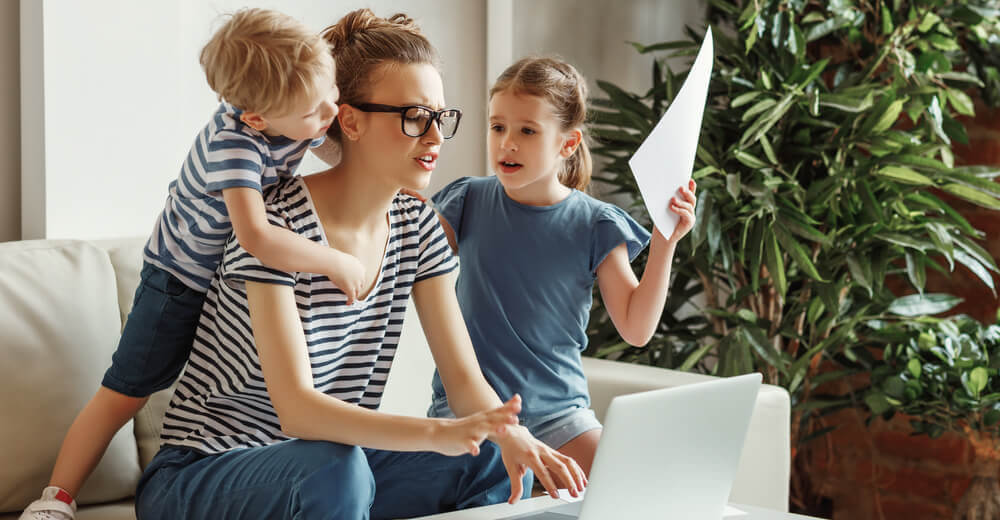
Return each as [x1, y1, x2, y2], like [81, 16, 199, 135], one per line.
[412, 495, 824, 519]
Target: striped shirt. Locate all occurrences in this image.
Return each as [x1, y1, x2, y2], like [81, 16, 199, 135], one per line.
[158, 176, 457, 454]
[143, 102, 323, 291]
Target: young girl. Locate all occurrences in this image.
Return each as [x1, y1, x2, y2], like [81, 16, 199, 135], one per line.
[427, 57, 698, 475]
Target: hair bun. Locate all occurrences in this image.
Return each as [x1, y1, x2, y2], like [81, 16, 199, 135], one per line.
[322, 9, 419, 50]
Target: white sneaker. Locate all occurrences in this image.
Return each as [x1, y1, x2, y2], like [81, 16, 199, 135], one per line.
[19, 486, 76, 520]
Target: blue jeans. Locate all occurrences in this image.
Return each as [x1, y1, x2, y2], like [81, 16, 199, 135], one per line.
[102, 262, 204, 397]
[136, 440, 531, 520]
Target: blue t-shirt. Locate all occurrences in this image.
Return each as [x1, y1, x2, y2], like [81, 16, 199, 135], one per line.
[430, 176, 650, 417]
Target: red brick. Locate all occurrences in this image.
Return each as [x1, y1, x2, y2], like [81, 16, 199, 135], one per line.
[875, 429, 970, 466]
[877, 495, 952, 520]
[877, 465, 958, 501]
[950, 476, 973, 503]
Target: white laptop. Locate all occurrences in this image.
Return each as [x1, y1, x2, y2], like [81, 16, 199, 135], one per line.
[501, 373, 763, 520]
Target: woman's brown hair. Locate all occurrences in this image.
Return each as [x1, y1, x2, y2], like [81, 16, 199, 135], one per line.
[321, 9, 439, 140]
[490, 57, 592, 191]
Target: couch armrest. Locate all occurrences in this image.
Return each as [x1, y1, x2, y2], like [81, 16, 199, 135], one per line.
[581, 357, 790, 512]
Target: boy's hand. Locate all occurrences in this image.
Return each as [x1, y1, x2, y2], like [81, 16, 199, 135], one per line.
[659, 179, 697, 244]
[327, 252, 367, 304]
[431, 395, 521, 457]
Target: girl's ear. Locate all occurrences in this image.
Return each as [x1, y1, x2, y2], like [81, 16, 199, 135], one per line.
[559, 128, 583, 158]
[337, 104, 363, 141]
[240, 112, 269, 132]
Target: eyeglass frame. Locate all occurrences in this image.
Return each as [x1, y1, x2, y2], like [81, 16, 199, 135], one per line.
[354, 103, 463, 139]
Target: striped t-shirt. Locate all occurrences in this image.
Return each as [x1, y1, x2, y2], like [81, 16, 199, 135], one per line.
[158, 176, 457, 454]
[143, 102, 323, 291]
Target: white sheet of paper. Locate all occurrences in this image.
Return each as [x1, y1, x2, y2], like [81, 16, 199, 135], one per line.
[627, 28, 714, 238]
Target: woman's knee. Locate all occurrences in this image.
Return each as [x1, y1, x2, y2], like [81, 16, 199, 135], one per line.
[292, 442, 375, 519]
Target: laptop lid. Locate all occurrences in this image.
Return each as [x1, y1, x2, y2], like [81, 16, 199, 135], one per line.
[577, 373, 763, 520]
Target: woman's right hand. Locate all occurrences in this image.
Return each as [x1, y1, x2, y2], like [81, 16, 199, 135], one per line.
[431, 395, 521, 456]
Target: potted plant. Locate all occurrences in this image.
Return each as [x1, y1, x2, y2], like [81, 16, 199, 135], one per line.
[585, 0, 1000, 513]
[867, 312, 1000, 519]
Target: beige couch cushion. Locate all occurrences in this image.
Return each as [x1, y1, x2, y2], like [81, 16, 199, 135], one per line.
[0, 241, 142, 513]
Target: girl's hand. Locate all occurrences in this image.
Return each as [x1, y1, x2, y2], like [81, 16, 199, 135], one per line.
[432, 395, 521, 457]
[399, 188, 428, 203]
[660, 179, 697, 244]
[494, 424, 588, 504]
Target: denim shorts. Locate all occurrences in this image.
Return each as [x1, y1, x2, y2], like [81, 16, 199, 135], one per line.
[428, 396, 602, 450]
[101, 262, 206, 397]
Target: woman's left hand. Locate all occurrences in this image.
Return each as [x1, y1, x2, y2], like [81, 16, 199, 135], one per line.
[659, 178, 697, 244]
[493, 426, 588, 504]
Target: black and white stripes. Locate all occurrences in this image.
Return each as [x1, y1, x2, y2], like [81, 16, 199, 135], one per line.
[159, 176, 457, 454]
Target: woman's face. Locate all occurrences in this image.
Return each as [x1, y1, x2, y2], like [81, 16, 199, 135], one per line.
[353, 62, 447, 192]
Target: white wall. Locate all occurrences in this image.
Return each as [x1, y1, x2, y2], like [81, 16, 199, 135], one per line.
[19, 0, 486, 240]
[0, 0, 19, 243]
[9, 0, 704, 242]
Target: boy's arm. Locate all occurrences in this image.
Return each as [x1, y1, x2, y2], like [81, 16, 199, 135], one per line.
[223, 187, 366, 302]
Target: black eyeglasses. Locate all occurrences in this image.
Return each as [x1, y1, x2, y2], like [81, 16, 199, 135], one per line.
[355, 103, 462, 139]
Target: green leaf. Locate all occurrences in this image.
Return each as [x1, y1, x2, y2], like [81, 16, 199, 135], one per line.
[775, 224, 825, 282]
[764, 229, 787, 300]
[818, 93, 874, 112]
[946, 88, 976, 116]
[875, 165, 934, 185]
[940, 183, 1000, 210]
[876, 233, 931, 252]
[678, 341, 716, 372]
[906, 251, 927, 294]
[847, 254, 874, 297]
[869, 99, 905, 134]
[865, 392, 892, 415]
[731, 91, 762, 108]
[733, 150, 770, 170]
[970, 367, 990, 397]
[741, 98, 777, 122]
[955, 236, 1000, 274]
[887, 293, 963, 317]
[726, 173, 741, 200]
[954, 250, 997, 296]
[907, 358, 922, 378]
[628, 40, 697, 54]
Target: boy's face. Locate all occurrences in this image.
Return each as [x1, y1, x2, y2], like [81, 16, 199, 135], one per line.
[254, 74, 339, 141]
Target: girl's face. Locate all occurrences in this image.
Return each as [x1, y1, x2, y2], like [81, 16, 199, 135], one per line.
[351, 62, 446, 192]
[488, 90, 576, 195]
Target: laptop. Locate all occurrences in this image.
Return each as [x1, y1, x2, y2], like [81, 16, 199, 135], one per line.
[502, 373, 763, 520]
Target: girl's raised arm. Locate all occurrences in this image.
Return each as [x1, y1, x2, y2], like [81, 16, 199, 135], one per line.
[596, 179, 697, 346]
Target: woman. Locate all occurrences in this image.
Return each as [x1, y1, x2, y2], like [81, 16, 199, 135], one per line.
[135, 9, 585, 520]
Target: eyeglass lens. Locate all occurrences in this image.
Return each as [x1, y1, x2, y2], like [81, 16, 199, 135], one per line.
[403, 107, 460, 138]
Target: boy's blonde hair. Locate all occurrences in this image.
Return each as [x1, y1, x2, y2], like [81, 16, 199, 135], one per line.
[201, 8, 334, 116]
[490, 57, 593, 192]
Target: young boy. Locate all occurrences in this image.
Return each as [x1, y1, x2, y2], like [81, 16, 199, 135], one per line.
[20, 9, 362, 520]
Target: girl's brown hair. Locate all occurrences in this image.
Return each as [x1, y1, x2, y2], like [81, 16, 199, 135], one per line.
[320, 9, 439, 140]
[490, 57, 592, 191]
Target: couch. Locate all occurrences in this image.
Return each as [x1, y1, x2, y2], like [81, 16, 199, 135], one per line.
[0, 238, 792, 519]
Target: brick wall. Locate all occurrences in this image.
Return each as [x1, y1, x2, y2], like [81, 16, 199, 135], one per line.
[804, 102, 1000, 519]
